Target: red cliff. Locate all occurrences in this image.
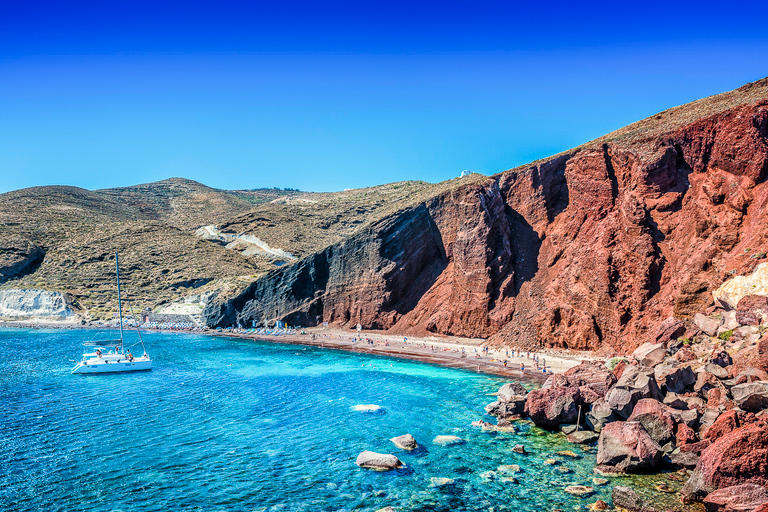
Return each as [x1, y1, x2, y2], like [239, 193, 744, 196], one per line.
[206, 78, 768, 352]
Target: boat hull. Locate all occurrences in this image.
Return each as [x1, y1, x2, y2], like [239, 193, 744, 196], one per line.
[71, 360, 152, 374]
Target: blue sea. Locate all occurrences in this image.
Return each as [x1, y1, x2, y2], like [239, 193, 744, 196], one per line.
[1, 328, 675, 511]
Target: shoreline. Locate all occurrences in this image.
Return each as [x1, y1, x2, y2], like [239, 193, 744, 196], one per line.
[0, 321, 596, 384]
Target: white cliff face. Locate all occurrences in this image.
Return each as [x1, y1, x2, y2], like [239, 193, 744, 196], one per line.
[154, 290, 217, 324]
[0, 289, 75, 322]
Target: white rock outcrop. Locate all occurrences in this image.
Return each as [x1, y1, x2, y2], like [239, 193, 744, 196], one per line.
[713, 262, 768, 308]
[0, 289, 75, 322]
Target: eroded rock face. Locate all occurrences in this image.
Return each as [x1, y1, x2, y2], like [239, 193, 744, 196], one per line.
[596, 421, 663, 472]
[681, 425, 768, 502]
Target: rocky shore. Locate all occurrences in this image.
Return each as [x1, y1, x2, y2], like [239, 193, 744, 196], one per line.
[482, 296, 768, 511]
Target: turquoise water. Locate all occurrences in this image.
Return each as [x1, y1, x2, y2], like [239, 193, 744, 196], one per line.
[2, 328, 633, 511]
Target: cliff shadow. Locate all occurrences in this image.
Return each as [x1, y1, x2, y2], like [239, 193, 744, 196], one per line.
[378, 204, 448, 318]
[506, 208, 541, 296]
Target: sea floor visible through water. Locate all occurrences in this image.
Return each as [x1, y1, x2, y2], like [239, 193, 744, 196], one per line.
[1, 328, 691, 511]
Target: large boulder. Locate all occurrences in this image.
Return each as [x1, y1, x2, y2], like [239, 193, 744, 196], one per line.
[497, 382, 528, 400]
[655, 363, 696, 393]
[632, 342, 667, 368]
[585, 399, 620, 432]
[596, 421, 663, 472]
[695, 313, 721, 336]
[703, 410, 740, 443]
[626, 399, 677, 447]
[485, 397, 526, 419]
[355, 451, 404, 471]
[681, 425, 768, 502]
[605, 365, 663, 419]
[551, 360, 617, 398]
[731, 381, 768, 412]
[524, 386, 582, 429]
[703, 483, 768, 512]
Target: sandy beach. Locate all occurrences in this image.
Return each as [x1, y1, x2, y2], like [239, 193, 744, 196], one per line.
[213, 326, 599, 384]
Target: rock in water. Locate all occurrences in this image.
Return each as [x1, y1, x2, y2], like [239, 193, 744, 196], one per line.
[432, 435, 464, 446]
[497, 382, 528, 400]
[596, 421, 663, 472]
[351, 404, 385, 414]
[355, 451, 403, 471]
[564, 485, 594, 497]
[524, 386, 582, 429]
[390, 434, 418, 451]
[429, 477, 454, 487]
[568, 431, 599, 444]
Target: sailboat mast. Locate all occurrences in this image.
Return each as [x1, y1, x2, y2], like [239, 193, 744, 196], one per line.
[115, 252, 124, 347]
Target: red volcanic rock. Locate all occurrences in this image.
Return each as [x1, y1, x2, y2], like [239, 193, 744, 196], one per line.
[703, 483, 768, 512]
[707, 388, 730, 410]
[737, 295, 768, 325]
[703, 410, 740, 443]
[736, 310, 759, 326]
[596, 421, 663, 472]
[551, 361, 617, 406]
[676, 346, 698, 363]
[681, 425, 768, 502]
[627, 399, 677, 447]
[524, 386, 582, 429]
[655, 363, 696, 394]
[677, 423, 698, 447]
[613, 360, 628, 380]
[656, 317, 686, 346]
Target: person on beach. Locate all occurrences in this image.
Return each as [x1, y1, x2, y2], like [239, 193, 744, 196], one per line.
[503, 360, 507, 368]
[520, 363, 525, 371]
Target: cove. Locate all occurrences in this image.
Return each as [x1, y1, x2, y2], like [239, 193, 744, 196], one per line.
[1, 328, 682, 511]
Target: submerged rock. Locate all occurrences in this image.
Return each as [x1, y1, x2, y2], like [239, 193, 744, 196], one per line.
[429, 477, 454, 487]
[432, 435, 464, 446]
[352, 404, 385, 414]
[564, 485, 594, 497]
[355, 451, 403, 471]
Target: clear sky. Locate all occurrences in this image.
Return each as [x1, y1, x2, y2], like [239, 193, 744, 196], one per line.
[1, 1, 767, 193]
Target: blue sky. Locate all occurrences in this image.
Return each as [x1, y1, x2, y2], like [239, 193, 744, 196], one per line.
[1, 1, 767, 193]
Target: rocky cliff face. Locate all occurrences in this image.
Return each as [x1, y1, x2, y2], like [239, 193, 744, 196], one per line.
[208, 78, 768, 352]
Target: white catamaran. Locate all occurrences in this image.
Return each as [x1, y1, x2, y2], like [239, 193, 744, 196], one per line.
[71, 253, 152, 374]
